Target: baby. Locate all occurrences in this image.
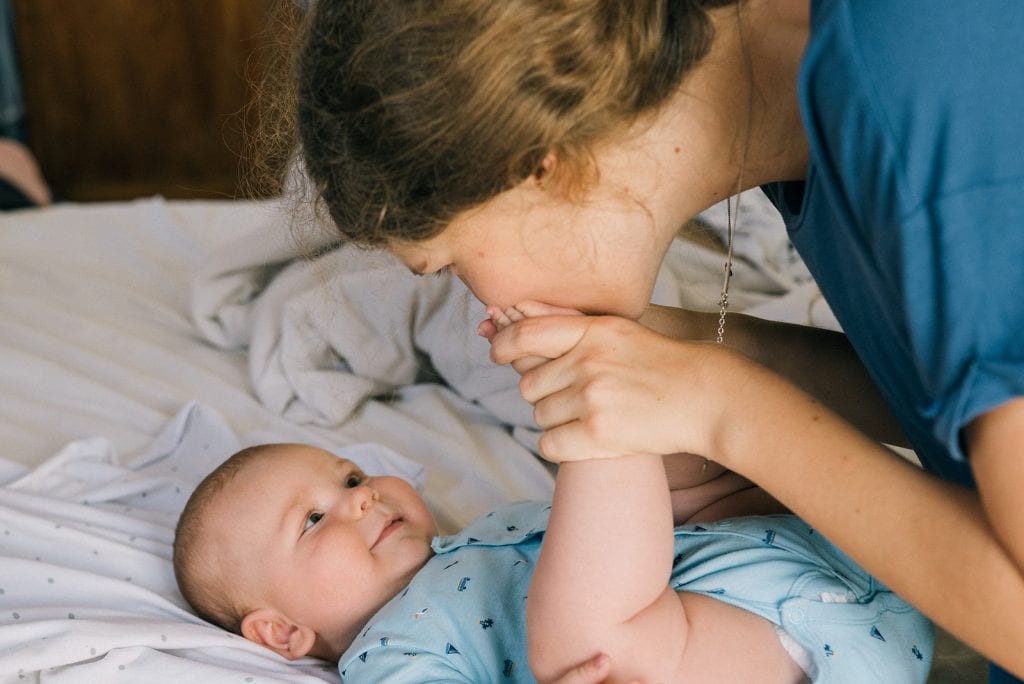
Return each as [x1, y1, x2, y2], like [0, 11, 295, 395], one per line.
[173, 440, 933, 682]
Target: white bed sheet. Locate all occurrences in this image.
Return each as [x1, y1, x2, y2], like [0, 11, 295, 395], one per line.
[0, 194, 983, 682]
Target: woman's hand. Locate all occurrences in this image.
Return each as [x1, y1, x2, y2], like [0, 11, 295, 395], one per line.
[488, 302, 751, 463]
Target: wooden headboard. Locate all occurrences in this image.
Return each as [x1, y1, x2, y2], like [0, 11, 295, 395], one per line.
[13, 0, 289, 201]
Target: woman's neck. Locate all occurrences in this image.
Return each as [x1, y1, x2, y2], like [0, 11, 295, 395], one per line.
[655, 1, 810, 206]
[581, 1, 810, 245]
[740, 0, 812, 184]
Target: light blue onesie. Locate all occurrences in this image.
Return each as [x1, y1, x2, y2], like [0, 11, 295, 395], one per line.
[339, 502, 932, 683]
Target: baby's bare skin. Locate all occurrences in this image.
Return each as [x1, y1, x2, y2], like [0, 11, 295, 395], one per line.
[488, 303, 789, 525]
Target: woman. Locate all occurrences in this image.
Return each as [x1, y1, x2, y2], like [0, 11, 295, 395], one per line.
[293, 0, 1024, 679]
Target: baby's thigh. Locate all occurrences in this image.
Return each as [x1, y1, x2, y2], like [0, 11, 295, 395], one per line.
[662, 452, 725, 488]
[663, 453, 786, 523]
[672, 591, 806, 683]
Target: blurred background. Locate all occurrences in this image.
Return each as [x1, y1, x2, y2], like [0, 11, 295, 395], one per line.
[2, 0, 297, 202]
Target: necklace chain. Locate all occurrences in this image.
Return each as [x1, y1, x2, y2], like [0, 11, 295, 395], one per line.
[705, 194, 738, 474]
[715, 194, 738, 344]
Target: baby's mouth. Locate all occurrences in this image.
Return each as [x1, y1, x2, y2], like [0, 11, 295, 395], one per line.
[372, 516, 404, 549]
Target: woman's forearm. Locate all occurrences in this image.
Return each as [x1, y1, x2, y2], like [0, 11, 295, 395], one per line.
[640, 305, 909, 448]
[713, 359, 1024, 676]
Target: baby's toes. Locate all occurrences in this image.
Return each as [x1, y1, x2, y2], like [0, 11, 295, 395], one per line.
[504, 306, 526, 323]
[515, 300, 584, 318]
[487, 305, 513, 330]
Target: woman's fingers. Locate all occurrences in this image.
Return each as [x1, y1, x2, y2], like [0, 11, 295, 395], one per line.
[537, 420, 637, 462]
[487, 308, 740, 461]
[526, 315, 736, 458]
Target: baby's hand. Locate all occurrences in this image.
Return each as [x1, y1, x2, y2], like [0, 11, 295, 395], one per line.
[481, 301, 583, 374]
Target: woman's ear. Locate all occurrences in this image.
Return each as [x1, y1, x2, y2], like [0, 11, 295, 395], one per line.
[532, 152, 558, 184]
[529, 151, 589, 202]
[240, 607, 318, 660]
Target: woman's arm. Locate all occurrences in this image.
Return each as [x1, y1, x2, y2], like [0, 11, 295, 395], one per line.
[715, 364, 1024, 677]
[639, 304, 909, 448]
[526, 453, 688, 683]
[968, 398, 1024, 583]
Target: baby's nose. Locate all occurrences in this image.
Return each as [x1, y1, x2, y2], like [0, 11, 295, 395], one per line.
[354, 485, 380, 514]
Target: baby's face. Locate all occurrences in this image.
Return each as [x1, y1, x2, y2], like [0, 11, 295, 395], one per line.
[207, 445, 437, 658]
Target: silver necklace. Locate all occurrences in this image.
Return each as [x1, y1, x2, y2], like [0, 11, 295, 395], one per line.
[704, 193, 738, 474]
[715, 194, 739, 344]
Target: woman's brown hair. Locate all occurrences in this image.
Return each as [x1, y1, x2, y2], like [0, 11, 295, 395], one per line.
[295, 0, 736, 246]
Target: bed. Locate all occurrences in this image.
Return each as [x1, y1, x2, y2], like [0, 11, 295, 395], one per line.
[0, 191, 984, 682]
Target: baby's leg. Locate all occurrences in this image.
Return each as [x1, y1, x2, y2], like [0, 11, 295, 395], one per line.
[668, 462, 789, 524]
[664, 453, 790, 524]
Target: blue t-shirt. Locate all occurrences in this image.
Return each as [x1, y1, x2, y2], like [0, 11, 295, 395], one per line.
[763, 0, 1024, 485]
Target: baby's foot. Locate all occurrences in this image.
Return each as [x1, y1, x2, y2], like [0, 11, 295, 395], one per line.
[488, 301, 582, 331]
[477, 302, 574, 341]
[474, 306, 521, 345]
[511, 301, 584, 320]
[486, 305, 523, 332]
[483, 302, 584, 374]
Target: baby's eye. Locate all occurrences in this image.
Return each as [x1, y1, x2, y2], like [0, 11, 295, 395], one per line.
[345, 472, 365, 488]
[303, 511, 324, 532]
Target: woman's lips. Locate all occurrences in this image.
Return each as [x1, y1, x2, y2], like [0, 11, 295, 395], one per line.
[372, 516, 403, 548]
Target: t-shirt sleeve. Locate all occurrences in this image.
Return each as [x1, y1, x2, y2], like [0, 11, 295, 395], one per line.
[908, 180, 1024, 461]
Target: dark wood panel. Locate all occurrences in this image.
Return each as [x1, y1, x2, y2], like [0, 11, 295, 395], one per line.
[13, 0, 287, 201]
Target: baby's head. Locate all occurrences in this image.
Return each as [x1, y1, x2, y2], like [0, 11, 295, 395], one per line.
[173, 443, 437, 661]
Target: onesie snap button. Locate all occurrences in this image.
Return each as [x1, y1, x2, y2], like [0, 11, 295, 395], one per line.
[785, 606, 805, 624]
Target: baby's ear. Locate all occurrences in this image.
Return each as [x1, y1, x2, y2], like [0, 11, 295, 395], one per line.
[240, 607, 317, 660]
